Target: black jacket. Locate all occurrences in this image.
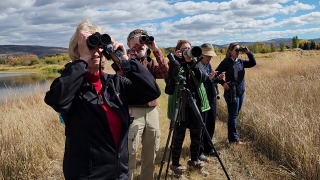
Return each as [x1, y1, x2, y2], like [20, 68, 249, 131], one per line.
[165, 55, 206, 105]
[44, 59, 161, 180]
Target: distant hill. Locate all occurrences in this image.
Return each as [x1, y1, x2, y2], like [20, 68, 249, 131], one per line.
[212, 38, 320, 49]
[0, 45, 68, 59]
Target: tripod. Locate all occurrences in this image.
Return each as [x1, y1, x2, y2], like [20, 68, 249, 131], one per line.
[157, 74, 230, 180]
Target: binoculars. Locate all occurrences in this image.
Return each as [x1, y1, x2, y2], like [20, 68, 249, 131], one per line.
[139, 35, 154, 44]
[236, 47, 247, 52]
[87, 32, 112, 49]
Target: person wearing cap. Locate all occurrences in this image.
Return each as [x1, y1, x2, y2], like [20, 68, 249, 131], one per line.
[198, 43, 223, 162]
[124, 29, 169, 180]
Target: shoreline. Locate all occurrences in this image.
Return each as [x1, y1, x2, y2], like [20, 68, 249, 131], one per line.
[0, 72, 36, 74]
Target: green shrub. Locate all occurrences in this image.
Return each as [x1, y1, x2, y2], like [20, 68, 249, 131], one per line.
[42, 67, 58, 73]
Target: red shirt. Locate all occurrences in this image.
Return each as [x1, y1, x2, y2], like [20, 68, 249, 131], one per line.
[86, 72, 122, 148]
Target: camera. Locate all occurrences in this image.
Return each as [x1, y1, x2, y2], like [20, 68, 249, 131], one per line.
[87, 32, 111, 49]
[109, 48, 131, 73]
[227, 82, 237, 103]
[181, 46, 202, 58]
[235, 47, 247, 53]
[139, 35, 154, 44]
[102, 44, 131, 73]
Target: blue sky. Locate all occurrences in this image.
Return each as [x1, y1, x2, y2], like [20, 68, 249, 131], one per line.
[0, 0, 319, 48]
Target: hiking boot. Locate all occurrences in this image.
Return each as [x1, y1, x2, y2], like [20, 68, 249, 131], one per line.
[170, 164, 187, 175]
[198, 153, 209, 162]
[187, 160, 204, 171]
[187, 160, 210, 176]
[204, 150, 221, 157]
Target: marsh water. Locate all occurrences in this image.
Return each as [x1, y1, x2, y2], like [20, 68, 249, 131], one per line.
[0, 72, 59, 101]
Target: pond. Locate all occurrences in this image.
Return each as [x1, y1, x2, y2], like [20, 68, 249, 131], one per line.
[0, 72, 59, 102]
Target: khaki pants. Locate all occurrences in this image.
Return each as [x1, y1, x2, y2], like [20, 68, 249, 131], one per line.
[128, 107, 161, 180]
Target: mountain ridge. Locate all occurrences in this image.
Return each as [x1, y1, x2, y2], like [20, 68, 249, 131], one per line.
[212, 38, 320, 49]
[0, 45, 68, 59]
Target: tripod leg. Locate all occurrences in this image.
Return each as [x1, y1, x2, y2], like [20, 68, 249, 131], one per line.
[186, 89, 231, 180]
[157, 88, 183, 180]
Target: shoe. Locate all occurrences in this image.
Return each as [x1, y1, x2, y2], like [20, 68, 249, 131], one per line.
[198, 153, 209, 162]
[170, 164, 187, 175]
[230, 140, 246, 145]
[187, 160, 204, 170]
[204, 150, 221, 157]
[237, 140, 246, 145]
[187, 160, 210, 176]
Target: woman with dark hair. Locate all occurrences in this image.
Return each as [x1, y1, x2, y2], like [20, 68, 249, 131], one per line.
[44, 19, 161, 180]
[215, 42, 256, 144]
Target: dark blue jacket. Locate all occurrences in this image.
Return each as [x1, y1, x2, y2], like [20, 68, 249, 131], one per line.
[44, 59, 160, 180]
[215, 53, 256, 95]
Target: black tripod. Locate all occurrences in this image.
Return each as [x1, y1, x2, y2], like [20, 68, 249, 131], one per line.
[157, 61, 230, 180]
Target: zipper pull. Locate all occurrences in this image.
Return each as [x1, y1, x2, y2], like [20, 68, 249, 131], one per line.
[98, 94, 104, 105]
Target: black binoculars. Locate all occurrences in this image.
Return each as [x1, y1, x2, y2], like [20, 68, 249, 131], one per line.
[236, 47, 247, 52]
[139, 35, 154, 44]
[87, 32, 112, 49]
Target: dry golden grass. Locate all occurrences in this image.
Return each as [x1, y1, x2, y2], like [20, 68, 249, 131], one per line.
[0, 86, 65, 179]
[1, 51, 319, 179]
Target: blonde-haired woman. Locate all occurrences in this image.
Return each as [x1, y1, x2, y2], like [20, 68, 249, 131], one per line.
[44, 19, 160, 180]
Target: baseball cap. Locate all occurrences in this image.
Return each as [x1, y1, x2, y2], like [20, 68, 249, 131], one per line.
[127, 29, 148, 42]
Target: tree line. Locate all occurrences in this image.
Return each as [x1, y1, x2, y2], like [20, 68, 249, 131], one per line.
[0, 36, 319, 67]
[0, 53, 70, 66]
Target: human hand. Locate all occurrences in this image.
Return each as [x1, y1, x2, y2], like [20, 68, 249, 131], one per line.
[183, 53, 192, 62]
[174, 49, 182, 59]
[217, 72, 225, 80]
[242, 46, 250, 54]
[223, 82, 230, 90]
[209, 71, 218, 81]
[145, 38, 158, 52]
[78, 31, 93, 62]
[113, 41, 128, 60]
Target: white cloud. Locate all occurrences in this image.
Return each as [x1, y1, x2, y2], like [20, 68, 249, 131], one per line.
[0, 0, 318, 48]
[277, 12, 320, 27]
[278, 1, 315, 14]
